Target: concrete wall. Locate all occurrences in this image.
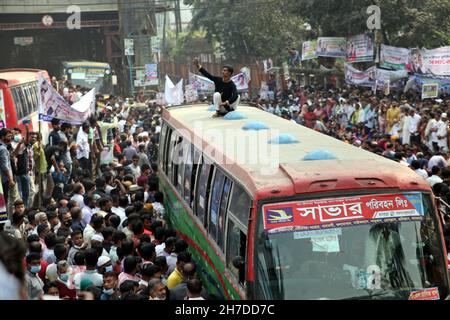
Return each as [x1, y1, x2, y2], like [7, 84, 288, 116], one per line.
[0, 0, 117, 14]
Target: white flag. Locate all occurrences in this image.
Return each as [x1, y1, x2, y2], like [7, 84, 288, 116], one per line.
[165, 75, 184, 105]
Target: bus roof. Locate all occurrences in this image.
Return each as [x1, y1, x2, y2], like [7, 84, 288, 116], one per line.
[0, 69, 49, 87]
[63, 61, 110, 69]
[163, 104, 430, 200]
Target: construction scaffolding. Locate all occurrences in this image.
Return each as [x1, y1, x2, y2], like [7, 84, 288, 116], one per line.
[118, 0, 170, 96]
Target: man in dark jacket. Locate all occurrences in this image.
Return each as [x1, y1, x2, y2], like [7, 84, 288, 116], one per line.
[193, 58, 240, 117]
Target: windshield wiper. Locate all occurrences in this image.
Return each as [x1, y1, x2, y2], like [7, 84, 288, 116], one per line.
[342, 290, 401, 300]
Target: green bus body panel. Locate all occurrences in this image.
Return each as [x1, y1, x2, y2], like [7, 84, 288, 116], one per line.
[160, 177, 242, 300]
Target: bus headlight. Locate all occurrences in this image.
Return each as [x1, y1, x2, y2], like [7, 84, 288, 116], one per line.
[105, 70, 111, 75]
[68, 69, 73, 74]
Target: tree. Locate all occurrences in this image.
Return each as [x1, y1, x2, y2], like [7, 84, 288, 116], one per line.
[291, 0, 450, 48]
[184, 0, 309, 62]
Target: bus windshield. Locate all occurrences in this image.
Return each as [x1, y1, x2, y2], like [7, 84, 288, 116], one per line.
[255, 192, 449, 300]
[67, 66, 112, 93]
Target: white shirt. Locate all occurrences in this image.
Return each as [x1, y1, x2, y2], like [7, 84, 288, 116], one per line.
[155, 243, 166, 257]
[428, 155, 447, 170]
[415, 169, 428, 180]
[427, 175, 443, 187]
[289, 104, 300, 114]
[409, 114, 421, 134]
[76, 129, 90, 160]
[111, 206, 126, 221]
[118, 120, 126, 133]
[152, 202, 165, 219]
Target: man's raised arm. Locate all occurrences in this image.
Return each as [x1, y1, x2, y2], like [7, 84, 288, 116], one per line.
[193, 58, 219, 82]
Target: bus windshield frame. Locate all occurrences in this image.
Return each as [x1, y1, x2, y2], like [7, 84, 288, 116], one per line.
[65, 65, 112, 93]
[254, 191, 449, 300]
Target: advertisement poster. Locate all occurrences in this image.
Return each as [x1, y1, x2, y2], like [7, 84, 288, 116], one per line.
[346, 34, 374, 63]
[345, 63, 376, 87]
[408, 47, 450, 76]
[422, 83, 439, 99]
[302, 40, 317, 61]
[124, 38, 134, 56]
[145, 64, 159, 86]
[380, 44, 410, 70]
[185, 84, 198, 103]
[316, 37, 347, 58]
[39, 76, 93, 124]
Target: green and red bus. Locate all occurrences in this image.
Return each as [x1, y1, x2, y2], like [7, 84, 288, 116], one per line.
[159, 104, 450, 300]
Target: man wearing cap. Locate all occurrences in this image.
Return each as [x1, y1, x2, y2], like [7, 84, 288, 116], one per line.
[97, 256, 113, 275]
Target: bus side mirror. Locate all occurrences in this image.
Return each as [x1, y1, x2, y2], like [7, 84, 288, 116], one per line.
[232, 256, 245, 270]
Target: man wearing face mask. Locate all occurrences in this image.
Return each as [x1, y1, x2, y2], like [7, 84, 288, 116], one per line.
[101, 272, 119, 300]
[25, 252, 44, 300]
[56, 208, 73, 238]
[97, 256, 113, 275]
[11, 127, 30, 207]
[55, 260, 76, 300]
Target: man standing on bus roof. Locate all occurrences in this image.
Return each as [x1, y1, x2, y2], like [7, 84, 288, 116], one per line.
[193, 58, 240, 118]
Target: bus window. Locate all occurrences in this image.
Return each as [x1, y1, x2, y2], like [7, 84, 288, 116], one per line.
[190, 147, 201, 209]
[183, 143, 193, 205]
[17, 86, 28, 120]
[172, 136, 183, 187]
[226, 218, 247, 285]
[229, 185, 252, 226]
[166, 130, 176, 179]
[159, 122, 168, 169]
[196, 159, 213, 227]
[209, 169, 226, 242]
[176, 140, 188, 197]
[218, 178, 232, 250]
[11, 87, 22, 119]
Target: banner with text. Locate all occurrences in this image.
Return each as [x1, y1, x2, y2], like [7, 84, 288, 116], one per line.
[316, 37, 347, 58]
[408, 46, 450, 76]
[263, 193, 423, 233]
[39, 76, 93, 124]
[302, 40, 317, 61]
[346, 34, 374, 63]
[344, 63, 376, 87]
[422, 83, 439, 99]
[380, 44, 410, 70]
[145, 64, 159, 86]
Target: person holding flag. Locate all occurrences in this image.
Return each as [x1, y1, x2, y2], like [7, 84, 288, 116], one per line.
[193, 58, 240, 118]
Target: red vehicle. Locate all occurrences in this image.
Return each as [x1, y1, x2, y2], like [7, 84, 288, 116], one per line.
[0, 68, 51, 137]
[159, 104, 450, 300]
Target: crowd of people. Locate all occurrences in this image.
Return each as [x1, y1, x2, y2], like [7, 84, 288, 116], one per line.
[1, 69, 450, 300]
[0, 82, 208, 300]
